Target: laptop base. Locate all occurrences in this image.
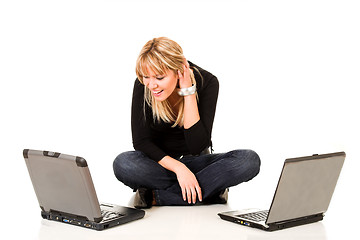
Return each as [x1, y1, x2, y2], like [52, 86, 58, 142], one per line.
[41, 206, 145, 231]
[218, 212, 324, 231]
[218, 212, 269, 230]
[267, 213, 323, 231]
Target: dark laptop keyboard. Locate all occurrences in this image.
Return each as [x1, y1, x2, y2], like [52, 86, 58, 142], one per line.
[237, 210, 269, 222]
[101, 210, 124, 220]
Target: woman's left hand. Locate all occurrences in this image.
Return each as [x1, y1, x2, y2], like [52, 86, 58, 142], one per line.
[178, 59, 193, 89]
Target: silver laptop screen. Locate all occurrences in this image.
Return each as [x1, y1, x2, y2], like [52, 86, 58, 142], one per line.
[23, 149, 102, 222]
[266, 152, 345, 224]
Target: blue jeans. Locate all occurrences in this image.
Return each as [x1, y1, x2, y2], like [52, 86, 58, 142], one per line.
[113, 149, 260, 206]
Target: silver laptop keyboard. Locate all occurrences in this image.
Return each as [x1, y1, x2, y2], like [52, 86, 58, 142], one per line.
[237, 210, 269, 222]
[101, 210, 124, 220]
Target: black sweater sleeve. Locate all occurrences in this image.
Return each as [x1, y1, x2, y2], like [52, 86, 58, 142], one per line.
[183, 70, 219, 155]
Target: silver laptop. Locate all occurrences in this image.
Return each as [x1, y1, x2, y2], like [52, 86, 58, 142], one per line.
[218, 152, 345, 231]
[23, 149, 145, 230]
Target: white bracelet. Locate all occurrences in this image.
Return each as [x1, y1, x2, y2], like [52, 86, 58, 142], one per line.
[177, 85, 197, 96]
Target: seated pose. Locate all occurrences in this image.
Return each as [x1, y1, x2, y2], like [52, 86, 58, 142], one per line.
[113, 37, 260, 208]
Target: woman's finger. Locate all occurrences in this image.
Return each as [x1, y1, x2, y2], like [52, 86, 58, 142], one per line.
[181, 186, 186, 201]
[186, 187, 192, 204]
[192, 187, 197, 204]
[196, 185, 202, 202]
[184, 58, 189, 68]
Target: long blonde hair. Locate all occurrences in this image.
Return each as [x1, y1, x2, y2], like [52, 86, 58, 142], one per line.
[135, 37, 197, 127]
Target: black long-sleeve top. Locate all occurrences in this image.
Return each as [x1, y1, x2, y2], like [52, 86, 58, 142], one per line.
[131, 61, 219, 162]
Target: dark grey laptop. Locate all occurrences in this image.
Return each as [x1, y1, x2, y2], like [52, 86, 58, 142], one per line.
[218, 152, 345, 231]
[23, 149, 145, 230]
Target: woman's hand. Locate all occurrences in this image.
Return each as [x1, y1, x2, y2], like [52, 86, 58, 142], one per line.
[178, 58, 193, 89]
[175, 164, 202, 204]
[158, 156, 202, 204]
[177, 58, 200, 129]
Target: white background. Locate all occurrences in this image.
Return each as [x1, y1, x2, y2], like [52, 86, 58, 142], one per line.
[1, 0, 359, 239]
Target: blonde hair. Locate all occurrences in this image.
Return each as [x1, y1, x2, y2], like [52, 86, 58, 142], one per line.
[135, 37, 197, 127]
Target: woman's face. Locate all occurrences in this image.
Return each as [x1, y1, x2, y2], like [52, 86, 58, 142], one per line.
[143, 66, 178, 102]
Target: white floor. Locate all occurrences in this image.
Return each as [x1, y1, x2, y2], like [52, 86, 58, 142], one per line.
[1, 0, 360, 239]
[34, 205, 331, 240]
[4, 190, 359, 240]
[3, 157, 359, 240]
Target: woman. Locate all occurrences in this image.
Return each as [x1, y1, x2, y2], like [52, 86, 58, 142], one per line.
[113, 37, 260, 208]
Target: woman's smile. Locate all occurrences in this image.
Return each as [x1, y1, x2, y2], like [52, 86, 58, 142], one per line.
[152, 89, 164, 97]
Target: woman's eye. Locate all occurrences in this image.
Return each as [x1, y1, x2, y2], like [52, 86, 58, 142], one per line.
[156, 77, 164, 80]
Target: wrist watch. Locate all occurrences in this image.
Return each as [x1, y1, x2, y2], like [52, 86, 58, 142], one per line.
[177, 85, 197, 96]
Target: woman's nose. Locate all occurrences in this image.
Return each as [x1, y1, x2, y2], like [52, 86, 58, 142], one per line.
[148, 78, 158, 89]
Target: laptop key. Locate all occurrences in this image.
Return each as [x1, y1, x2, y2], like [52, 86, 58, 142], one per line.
[101, 210, 124, 220]
[237, 210, 269, 222]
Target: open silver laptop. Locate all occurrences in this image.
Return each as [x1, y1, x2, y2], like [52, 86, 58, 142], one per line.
[218, 152, 345, 231]
[23, 149, 145, 230]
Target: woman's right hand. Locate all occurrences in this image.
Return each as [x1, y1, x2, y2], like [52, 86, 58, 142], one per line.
[175, 164, 202, 204]
[158, 156, 202, 204]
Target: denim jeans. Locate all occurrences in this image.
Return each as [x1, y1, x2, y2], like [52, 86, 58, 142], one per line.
[113, 149, 260, 206]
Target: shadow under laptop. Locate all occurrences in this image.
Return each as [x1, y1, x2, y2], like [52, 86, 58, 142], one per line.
[242, 222, 327, 240]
